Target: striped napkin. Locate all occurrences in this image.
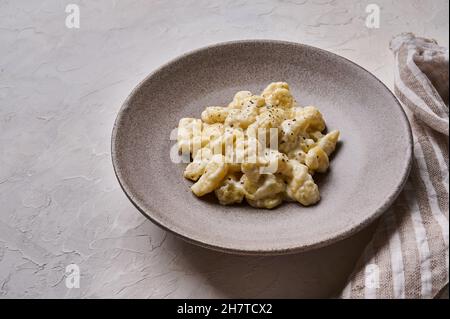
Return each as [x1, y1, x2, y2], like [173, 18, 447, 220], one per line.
[340, 33, 449, 299]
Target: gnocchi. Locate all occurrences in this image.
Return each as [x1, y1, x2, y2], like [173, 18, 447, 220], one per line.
[176, 82, 341, 209]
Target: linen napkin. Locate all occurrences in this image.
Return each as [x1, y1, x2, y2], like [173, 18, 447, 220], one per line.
[340, 33, 449, 299]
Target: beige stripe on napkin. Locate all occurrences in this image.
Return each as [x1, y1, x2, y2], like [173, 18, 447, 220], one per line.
[340, 33, 449, 299]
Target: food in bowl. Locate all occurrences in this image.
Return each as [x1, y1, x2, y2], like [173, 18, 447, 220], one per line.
[176, 82, 340, 209]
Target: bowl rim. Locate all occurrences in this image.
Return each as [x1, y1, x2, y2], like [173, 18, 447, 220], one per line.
[111, 39, 413, 255]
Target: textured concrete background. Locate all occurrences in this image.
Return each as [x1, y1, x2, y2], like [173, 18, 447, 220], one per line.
[0, 0, 448, 298]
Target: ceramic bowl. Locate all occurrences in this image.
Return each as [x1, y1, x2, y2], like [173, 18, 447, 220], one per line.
[111, 40, 412, 255]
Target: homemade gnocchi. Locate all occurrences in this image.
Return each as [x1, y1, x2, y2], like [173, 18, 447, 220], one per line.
[176, 82, 340, 209]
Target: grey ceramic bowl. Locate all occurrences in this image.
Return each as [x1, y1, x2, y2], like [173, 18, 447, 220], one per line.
[111, 40, 412, 255]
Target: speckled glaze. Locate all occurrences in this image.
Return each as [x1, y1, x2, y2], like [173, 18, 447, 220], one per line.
[112, 40, 412, 255]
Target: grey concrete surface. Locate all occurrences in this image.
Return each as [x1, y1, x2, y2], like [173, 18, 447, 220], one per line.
[0, 0, 448, 298]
